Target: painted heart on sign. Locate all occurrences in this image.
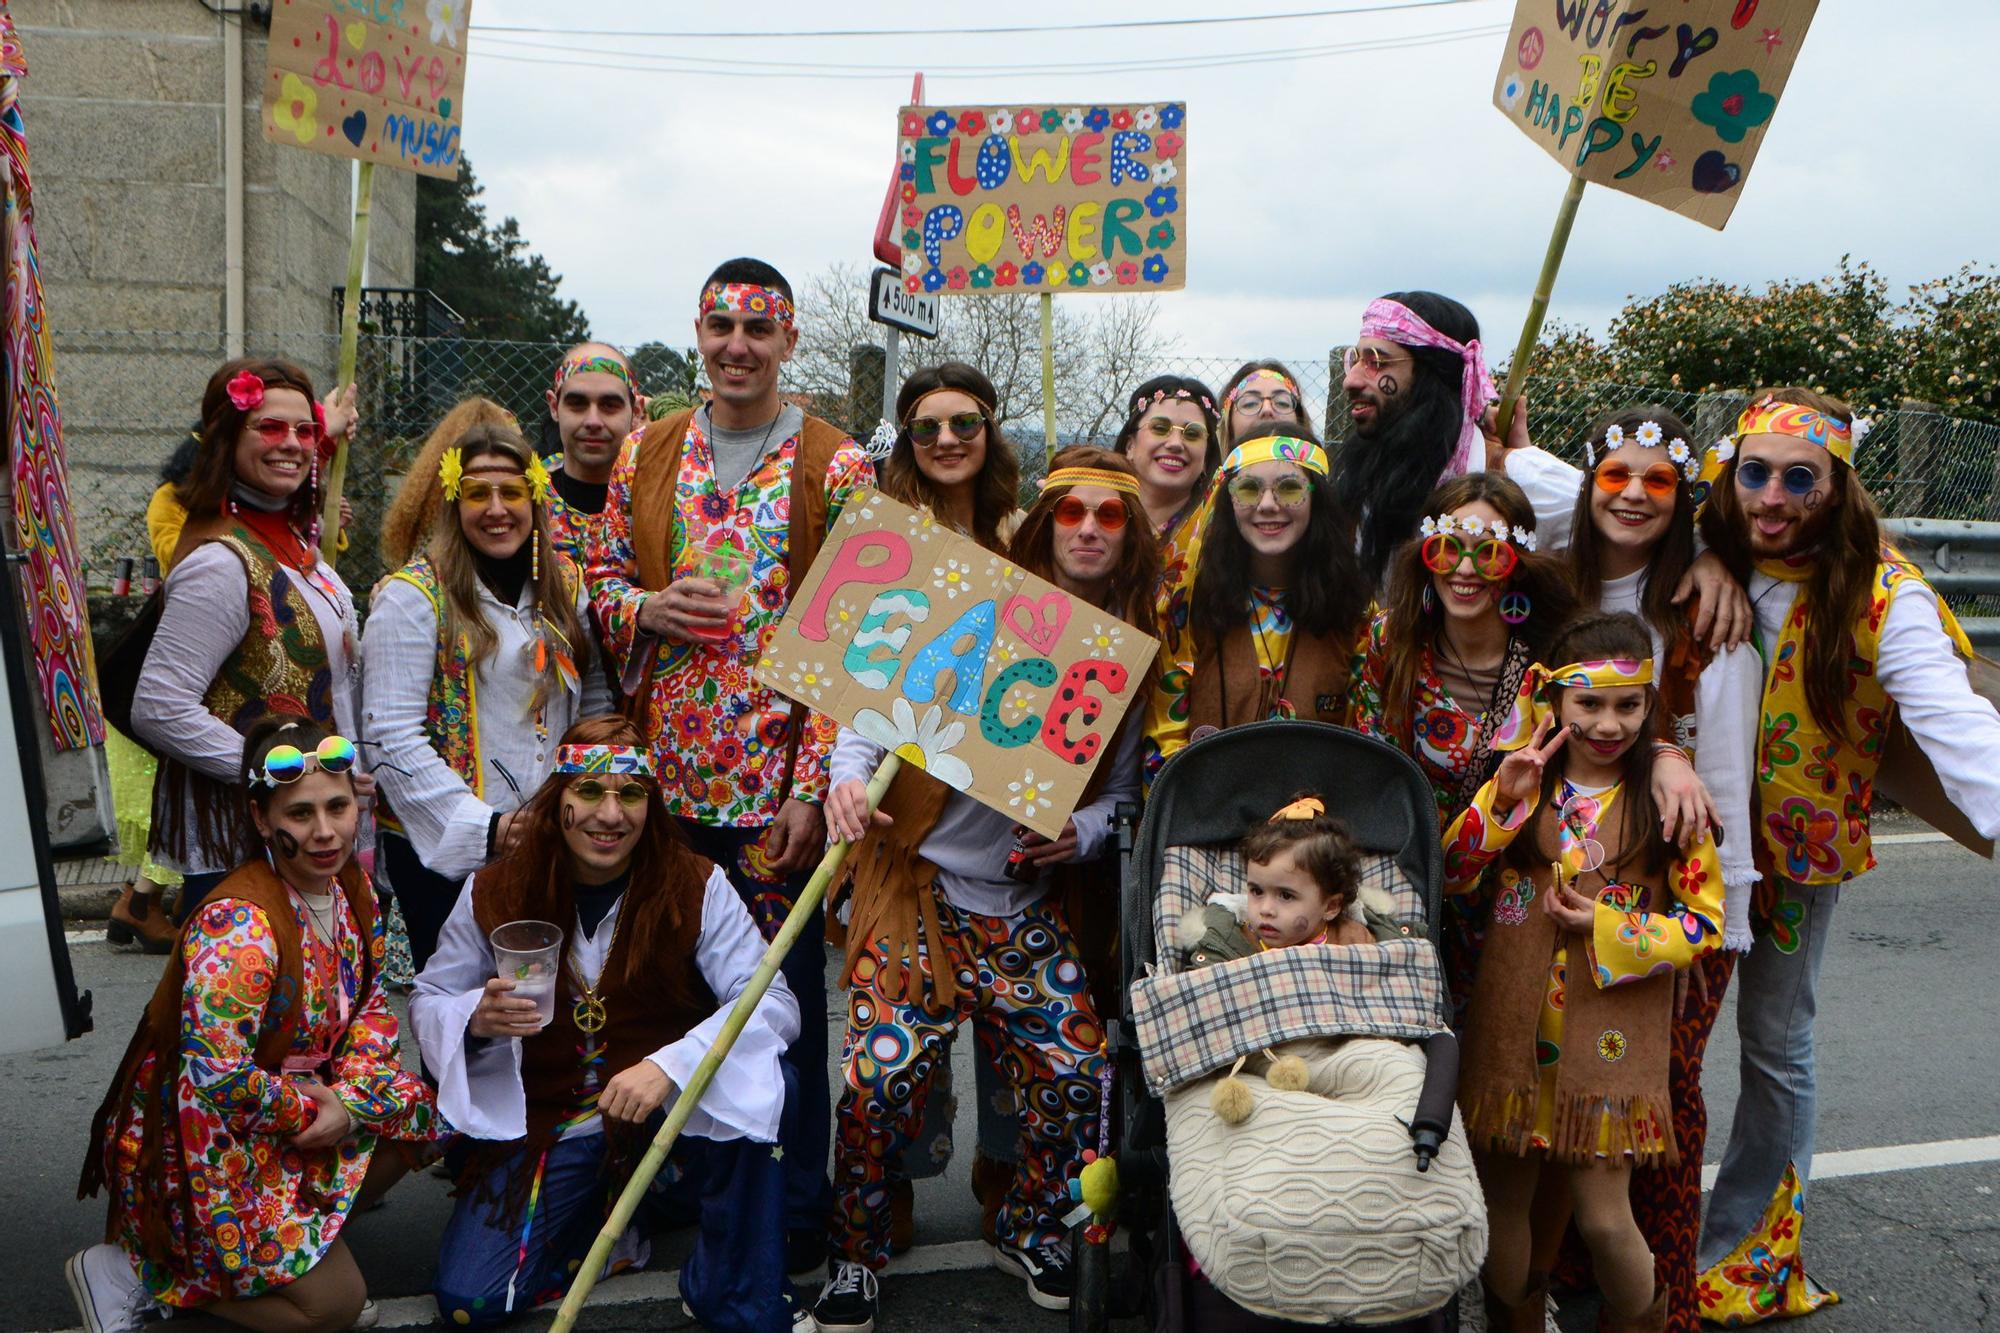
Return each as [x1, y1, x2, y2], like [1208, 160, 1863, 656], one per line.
[341, 110, 368, 147]
[344, 21, 366, 49]
[1692, 149, 1741, 193]
[437, 96, 453, 119]
[1002, 591, 1071, 655]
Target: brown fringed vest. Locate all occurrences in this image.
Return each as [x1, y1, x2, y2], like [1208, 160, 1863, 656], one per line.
[151, 525, 335, 868]
[1186, 621, 1355, 735]
[625, 408, 849, 803]
[1458, 789, 1679, 1167]
[468, 853, 718, 1156]
[78, 859, 376, 1251]
[841, 715, 1133, 1013]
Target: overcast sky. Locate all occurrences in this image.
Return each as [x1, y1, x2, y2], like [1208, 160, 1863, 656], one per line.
[455, 1, 1992, 368]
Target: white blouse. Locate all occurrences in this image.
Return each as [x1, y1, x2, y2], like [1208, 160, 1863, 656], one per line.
[132, 540, 363, 874]
[410, 864, 799, 1145]
[361, 575, 612, 880]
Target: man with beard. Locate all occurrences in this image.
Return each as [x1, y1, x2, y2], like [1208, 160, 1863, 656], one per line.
[1691, 388, 2000, 1325]
[543, 341, 636, 563]
[585, 257, 875, 1274]
[1333, 292, 1500, 589]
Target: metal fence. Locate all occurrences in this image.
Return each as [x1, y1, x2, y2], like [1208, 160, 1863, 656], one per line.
[57, 330, 2000, 612]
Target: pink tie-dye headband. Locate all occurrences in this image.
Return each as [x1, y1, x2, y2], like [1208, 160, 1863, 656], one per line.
[1357, 298, 1496, 479]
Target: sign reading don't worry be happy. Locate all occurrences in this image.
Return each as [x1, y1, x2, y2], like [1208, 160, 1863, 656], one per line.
[755, 491, 1159, 839]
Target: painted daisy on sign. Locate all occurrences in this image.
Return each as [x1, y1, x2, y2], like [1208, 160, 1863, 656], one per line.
[1008, 768, 1051, 820]
[854, 698, 975, 789]
[933, 557, 971, 598]
[785, 661, 832, 703]
[1082, 621, 1125, 659]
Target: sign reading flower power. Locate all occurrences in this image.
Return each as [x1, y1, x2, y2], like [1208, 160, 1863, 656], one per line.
[262, 0, 471, 179]
[754, 491, 1159, 838]
[895, 102, 1187, 295]
[1492, 0, 1818, 229]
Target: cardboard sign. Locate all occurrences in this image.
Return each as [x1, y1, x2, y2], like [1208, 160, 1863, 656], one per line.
[755, 491, 1159, 838]
[895, 102, 1187, 296]
[262, 0, 471, 179]
[1492, 1, 1817, 229]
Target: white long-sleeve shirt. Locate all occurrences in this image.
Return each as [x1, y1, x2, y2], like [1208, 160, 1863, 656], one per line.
[1601, 568, 1763, 944]
[409, 864, 799, 1144]
[361, 576, 612, 879]
[132, 540, 363, 873]
[829, 716, 1142, 919]
[1496, 444, 1584, 551]
[1751, 570, 2000, 843]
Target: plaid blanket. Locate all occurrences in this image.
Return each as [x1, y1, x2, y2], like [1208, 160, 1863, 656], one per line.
[1131, 845, 1449, 1092]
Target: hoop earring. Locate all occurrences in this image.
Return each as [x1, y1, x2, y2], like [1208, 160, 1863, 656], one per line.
[1422, 584, 1436, 614]
[1499, 588, 1532, 626]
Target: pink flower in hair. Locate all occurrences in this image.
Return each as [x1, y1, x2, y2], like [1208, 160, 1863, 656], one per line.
[226, 371, 266, 411]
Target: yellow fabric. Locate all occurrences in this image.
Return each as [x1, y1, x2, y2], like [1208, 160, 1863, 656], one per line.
[1218, 435, 1328, 476]
[1696, 1162, 1838, 1324]
[1736, 398, 1857, 465]
[146, 484, 186, 572]
[1755, 549, 1969, 885]
[1494, 657, 1657, 755]
[1041, 466, 1140, 496]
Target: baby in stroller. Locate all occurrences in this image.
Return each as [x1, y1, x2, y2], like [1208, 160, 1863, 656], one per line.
[1122, 724, 1488, 1331]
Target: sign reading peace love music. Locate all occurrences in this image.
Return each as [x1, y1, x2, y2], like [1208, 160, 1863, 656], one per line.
[1492, 0, 1818, 229]
[262, 0, 471, 179]
[755, 491, 1159, 839]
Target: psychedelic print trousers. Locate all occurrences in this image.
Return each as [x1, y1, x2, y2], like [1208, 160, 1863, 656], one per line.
[830, 891, 1105, 1269]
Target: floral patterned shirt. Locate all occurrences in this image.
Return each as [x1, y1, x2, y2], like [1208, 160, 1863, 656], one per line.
[586, 415, 874, 827]
[110, 891, 444, 1306]
[1349, 610, 1491, 820]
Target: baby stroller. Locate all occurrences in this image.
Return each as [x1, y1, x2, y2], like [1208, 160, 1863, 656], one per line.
[1079, 721, 1485, 1331]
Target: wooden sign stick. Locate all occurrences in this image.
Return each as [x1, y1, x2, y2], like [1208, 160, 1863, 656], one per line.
[1040, 291, 1058, 466]
[1494, 171, 1586, 443]
[548, 750, 905, 1333]
[318, 160, 373, 566]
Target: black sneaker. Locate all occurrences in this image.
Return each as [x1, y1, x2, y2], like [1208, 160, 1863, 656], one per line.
[998, 1239, 1072, 1311]
[809, 1259, 879, 1332]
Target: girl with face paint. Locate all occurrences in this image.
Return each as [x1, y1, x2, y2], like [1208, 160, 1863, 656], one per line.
[72, 717, 446, 1333]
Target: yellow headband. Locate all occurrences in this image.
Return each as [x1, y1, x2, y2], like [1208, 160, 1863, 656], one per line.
[1040, 466, 1140, 496]
[1221, 435, 1328, 476]
[1269, 795, 1326, 822]
[1492, 657, 1655, 752]
[1733, 397, 1867, 465]
[440, 448, 551, 505]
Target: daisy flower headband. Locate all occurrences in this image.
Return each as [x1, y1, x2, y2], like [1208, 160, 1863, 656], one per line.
[1585, 420, 1701, 484]
[1419, 512, 1537, 552]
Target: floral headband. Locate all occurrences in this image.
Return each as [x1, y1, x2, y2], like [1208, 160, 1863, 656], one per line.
[1492, 657, 1654, 753]
[1221, 435, 1328, 476]
[1269, 795, 1325, 822]
[1220, 368, 1299, 420]
[1418, 512, 1537, 552]
[699, 281, 796, 330]
[552, 352, 633, 398]
[1039, 465, 1141, 496]
[438, 448, 553, 504]
[1134, 385, 1215, 414]
[1585, 420, 1700, 484]
[1732, 396, 1871, 465]
[226, 370, 267, 411]
[553, 744, 654, 777]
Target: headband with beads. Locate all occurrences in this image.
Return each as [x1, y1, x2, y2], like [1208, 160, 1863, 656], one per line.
[1135, 385, 1215, 414]
[1584, 420, 1701, 485]
[1418, 512, 1537, 552]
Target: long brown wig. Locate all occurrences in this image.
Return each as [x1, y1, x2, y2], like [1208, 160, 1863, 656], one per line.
[173, 356, 321, 525]
[883, 362, 1022, 552]
[476, 716, 708, 1008]
[1566, 403, 1700, 666]
[380, 395, 523, 567]
[419, 422, 586, 712]
[1699, 385, 1881, 740]
[1008, 446, 1161, 642]
[1503, 612, 1670, 880]
[1375, 471, 1578, 753]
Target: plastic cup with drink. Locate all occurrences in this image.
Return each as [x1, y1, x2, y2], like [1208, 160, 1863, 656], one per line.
[695, 534, 753, 643]
[489, 919, 564, 1029]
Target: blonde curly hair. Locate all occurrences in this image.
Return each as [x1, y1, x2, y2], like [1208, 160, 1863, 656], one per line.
[378, 396, 521, 568]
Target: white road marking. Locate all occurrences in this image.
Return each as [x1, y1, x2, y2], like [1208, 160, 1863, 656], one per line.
[64, 929, 105, 944]
[1873, 830, 1953, 845]
[1702, 1134, 2000, 1191]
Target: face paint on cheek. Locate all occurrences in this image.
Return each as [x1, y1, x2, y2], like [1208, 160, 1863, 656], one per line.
[272, 828, 300, 858]
[1376, 375, 1400, 398]
[1802, 489, 1825, 510]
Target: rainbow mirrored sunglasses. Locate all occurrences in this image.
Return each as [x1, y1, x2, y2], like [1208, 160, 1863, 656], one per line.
[249, 734, 358, 789]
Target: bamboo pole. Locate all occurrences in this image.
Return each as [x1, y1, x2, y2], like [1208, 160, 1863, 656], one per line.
[548, 751, 905, 1332]
[319, 160, 374, 566]
[1040, 291, 1058, 466]
[1494, 171, 1586, 443]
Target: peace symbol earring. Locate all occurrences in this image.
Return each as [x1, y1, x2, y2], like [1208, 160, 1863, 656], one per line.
[1498, 587, 1532, 626]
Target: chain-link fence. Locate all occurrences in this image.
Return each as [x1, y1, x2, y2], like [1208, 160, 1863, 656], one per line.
[60, 330, 2000, 621]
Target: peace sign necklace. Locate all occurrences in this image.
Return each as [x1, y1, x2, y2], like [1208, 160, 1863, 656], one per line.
[568, 894, 628, 1035]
